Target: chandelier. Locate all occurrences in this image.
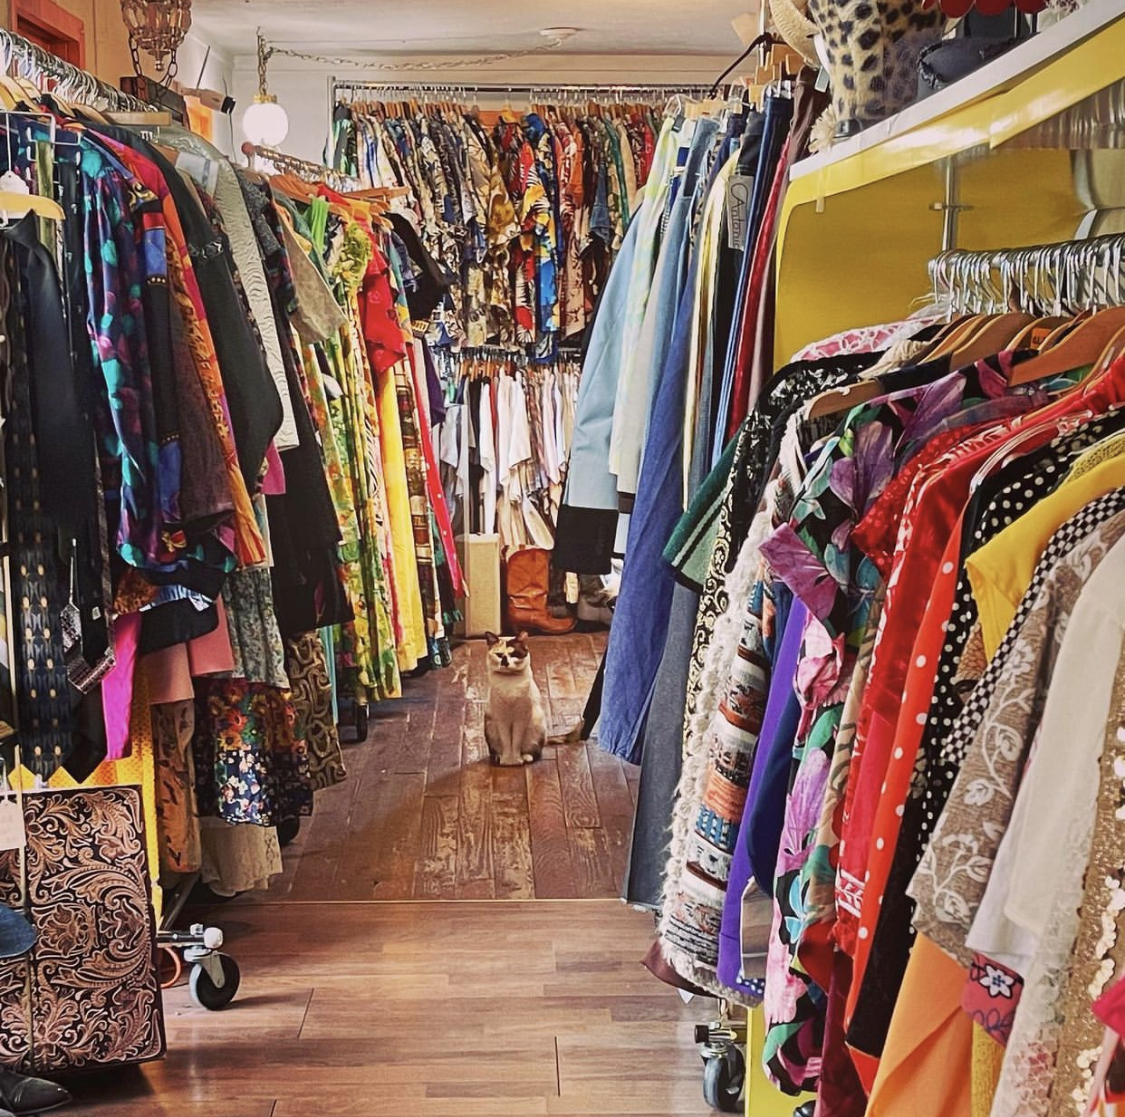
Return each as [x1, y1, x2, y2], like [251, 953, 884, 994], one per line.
[120, 0, 193, 80]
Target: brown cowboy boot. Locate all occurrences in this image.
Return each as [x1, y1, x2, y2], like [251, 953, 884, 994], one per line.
[504, 548, 576, 635]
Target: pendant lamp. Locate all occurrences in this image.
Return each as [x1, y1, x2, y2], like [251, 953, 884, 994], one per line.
[242, 29, 290, 149]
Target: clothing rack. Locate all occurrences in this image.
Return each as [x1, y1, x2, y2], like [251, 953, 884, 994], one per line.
[0, 27, 155, 114]
[332, 79, 714, 105]
[241, 141, 362, 190]
[930, 232, 1125, 316]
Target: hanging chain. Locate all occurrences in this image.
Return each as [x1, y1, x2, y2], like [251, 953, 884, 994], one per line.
[266, 34, 565, 72]
[257, 29, 271, 97]
[128, 34, 145, 81]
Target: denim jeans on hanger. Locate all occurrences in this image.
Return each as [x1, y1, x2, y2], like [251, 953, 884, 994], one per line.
[711, 94, 793, 467]
[615, 117, 719, 505]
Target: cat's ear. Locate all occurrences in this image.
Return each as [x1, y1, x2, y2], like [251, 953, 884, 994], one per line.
[485, 631, 500, 646]
[517, 630, 529, 643]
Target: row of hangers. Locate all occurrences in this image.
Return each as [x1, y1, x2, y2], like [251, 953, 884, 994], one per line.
[438, 349, 583, 381]
[344, 95, 668, 127]
[807, 236, 1125, 418]
[0, 28, 174, 229]
[239, 142, 412, 232]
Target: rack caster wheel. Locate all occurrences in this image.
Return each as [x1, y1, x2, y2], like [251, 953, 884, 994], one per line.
[354, 702, 368, 740]
[189, 952, 241, 1010]
[702, 1044, 745, 1113]
[277, 817, 301, 847]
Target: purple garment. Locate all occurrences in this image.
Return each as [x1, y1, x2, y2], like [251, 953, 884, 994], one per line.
[716, 599, 807, 993]
[422, 341, 447, 426]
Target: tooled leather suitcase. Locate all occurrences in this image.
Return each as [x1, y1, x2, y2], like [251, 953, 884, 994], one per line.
[0, 785, 165, 1073]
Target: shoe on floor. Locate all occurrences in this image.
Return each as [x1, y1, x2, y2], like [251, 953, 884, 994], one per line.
[504, 548, 576, 635]
[0, 1068, 72, 1114]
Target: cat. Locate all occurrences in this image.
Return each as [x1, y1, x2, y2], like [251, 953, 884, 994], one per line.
[483, 631, 547, 766]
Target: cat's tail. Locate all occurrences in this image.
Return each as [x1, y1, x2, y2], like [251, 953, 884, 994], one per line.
[547, 721, 585, 745]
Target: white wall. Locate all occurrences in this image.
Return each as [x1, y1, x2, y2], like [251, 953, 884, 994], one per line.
[178, 32, 237, 158]
[231, 52, 733, 165]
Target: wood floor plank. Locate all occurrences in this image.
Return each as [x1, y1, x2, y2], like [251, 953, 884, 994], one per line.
[414, 794, 459, 899]
[491, 780, 535, 900]
[547, 697, 586, 738]
[587, 743, 635, 835]
[368, 771, 427, 900]
[623, 760, 641, 810]
[462, 697, 488, 765]
[457, 756, 494, 890]
[526, 758, 578, 899]
[426, 690, 467, 795]
[285, 770, 360, 901]
[568, 824, 621, 898]
[557, 741, 601, 829]
[544, 636, 579, 699]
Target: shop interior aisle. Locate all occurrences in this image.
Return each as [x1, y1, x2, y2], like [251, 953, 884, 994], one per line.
[263, 632, 636, 902]
[65, 634, 713, 1117]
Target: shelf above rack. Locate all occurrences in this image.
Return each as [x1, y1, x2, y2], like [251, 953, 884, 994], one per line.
[788, 0, 1124, 205]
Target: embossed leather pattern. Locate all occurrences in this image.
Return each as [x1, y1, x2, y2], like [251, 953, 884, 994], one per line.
[0, 787, 165, 1074]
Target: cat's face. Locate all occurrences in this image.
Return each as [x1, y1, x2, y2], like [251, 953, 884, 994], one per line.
[485, 632, 531, 673]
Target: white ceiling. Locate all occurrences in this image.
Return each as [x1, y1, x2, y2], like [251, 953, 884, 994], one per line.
[191, 0, 753, 58]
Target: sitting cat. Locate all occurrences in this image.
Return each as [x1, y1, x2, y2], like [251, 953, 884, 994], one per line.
[484, 632, 546, 766]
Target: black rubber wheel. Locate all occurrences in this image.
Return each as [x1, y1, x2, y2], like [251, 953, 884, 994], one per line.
[189, 954, 241, 1010]
[277, 817, 301, 847]
[354, 704, 369, 740]
[187, 880, 237, 905]
[702, 1046, 745, 1113]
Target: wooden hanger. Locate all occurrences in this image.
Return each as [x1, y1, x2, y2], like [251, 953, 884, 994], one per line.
[0, 79, 22, 111]
[1008, 305, 1125, 386]
[922, 314, 991, 360]
[805, 378, 884, 420]
[271, 172, 320, 203]
[0, 190, 64, 222]
[11, 76, 42, 106]
[1008, 314, 1072, 351]
[1092, 322, 1125, 378]
[346, 185, 409, 202]
[1034, 312, 1091, 352]
[947, 312, 1036, 367]
[106, 110, 173, 126]
[70, 102, 109, 125]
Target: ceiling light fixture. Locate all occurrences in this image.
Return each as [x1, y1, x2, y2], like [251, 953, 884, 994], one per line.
[242, 28, 289, 149]
[120, 0, 192, 84]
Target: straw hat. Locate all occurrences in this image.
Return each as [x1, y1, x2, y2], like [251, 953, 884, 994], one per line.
[769, 0, 820, 68]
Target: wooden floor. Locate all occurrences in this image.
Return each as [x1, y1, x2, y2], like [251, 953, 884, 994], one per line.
[67, 901, 714, 1117]
[62, 633, 718, 1117]
[254, 633, 639, 902]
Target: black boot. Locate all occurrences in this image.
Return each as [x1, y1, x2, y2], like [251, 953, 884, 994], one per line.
[0, 1067, 71, 1114]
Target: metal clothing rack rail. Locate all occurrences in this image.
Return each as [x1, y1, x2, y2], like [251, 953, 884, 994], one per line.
[241, 141, 362, 190]
[332, 79, 714, 103]
[930, 232, 1125, 316]
[0, 27, 156, 113]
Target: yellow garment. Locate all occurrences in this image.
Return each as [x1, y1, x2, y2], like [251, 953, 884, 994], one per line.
[1069, 429, 1125, 480]
[971, 1025, 1005, 1117]
[967, 451, 1125, 657]
[375, 359, 427, 671]
[864, 934, 972, 1117]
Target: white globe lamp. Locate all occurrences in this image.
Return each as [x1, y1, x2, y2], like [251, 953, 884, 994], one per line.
[242, 96, 289, 147]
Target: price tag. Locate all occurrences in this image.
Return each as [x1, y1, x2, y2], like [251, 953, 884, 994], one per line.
[0, 761, 25, 852]
[0, 794, 24, 852]
[726, 175, 753, 250]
